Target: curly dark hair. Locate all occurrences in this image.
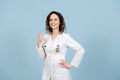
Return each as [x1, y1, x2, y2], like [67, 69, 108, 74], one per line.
[46, 11, 66, 34]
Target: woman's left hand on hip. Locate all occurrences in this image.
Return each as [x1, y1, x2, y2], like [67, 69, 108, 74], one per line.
[59, 60, 73, 69]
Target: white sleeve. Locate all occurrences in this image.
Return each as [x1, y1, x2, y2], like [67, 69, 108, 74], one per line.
[36, 34, 48, 59]
[36, 41, 46, 59]
[65, 34, 85, 67]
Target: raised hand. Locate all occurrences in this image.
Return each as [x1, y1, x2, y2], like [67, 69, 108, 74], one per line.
[37, 32, 44, 48]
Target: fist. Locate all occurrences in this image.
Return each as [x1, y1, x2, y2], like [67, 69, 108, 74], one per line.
[37, 32, 44, 48]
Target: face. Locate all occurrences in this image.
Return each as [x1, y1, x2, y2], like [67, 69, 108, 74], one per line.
[49, 13, 60, 30]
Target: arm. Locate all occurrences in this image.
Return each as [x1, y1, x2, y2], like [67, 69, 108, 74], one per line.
[36, 33, 47, 59]
[36, 41, 46, 59]
[65, 34, 85, 67]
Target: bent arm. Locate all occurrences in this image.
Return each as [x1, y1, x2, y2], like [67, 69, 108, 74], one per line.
[36, 34, 49, 59]
[70, 47, 85, 67]
[36, 41, 46, 59]
[65, 34, 85, 67]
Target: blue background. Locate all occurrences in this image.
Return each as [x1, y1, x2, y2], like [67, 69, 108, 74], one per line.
[0, 0, 120, 80]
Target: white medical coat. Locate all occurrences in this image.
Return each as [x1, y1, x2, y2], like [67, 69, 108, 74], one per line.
[36, 33, 85, 80]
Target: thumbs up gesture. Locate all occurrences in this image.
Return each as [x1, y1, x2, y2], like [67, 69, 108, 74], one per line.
[37, 32, 44, 48]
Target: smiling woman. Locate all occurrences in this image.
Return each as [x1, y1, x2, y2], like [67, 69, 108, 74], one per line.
[46, 11, 65, 35]
[49, 14, 60, 30]
[36, 11, 85, 80]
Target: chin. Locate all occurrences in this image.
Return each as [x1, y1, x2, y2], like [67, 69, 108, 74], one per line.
[50, 26, 59, 30]
[51, 26, 56, 29]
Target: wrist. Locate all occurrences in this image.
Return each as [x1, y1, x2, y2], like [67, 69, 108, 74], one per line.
[37, 41, 41, 48]
[67, 64, 73, 69]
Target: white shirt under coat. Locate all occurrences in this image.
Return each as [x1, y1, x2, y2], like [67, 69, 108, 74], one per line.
[36, 33, 85, 80]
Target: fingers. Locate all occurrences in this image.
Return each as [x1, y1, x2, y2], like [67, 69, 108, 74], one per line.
[41, 35, 44, 41]
[59, 60, 67, 68]
[38, 32, 41, 40]
[38, 32, 40, 37]
[59, 60, 73, 69]
[60, 60, 65, 63]
[37, 32, 43, 48]
[37, 32, 44, 42]
[60, 60, 65, 65]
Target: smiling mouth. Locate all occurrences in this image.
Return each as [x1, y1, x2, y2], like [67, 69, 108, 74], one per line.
[51, 24, 56, 27]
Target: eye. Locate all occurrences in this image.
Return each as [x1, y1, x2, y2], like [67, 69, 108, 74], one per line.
[49, 19, 53, 21]
[54, 18, 58, 21]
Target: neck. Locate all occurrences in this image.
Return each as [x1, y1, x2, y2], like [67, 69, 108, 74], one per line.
[52, 28, 60, 36]
[50, 28, 60, 40]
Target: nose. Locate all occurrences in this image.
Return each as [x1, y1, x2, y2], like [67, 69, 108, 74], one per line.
[50, 20, 56, 24]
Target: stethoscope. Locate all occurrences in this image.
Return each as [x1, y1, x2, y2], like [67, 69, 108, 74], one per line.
[44, 44, 60, 52]
[43, 35, 60, 53]
[56, 44, 60, 52]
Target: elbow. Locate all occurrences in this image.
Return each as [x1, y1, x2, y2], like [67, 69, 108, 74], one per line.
[82, 47, 85, 53]
[81, 47, 85, 57]
[78, 45, 85, 54]
[36, 46, 46, 59]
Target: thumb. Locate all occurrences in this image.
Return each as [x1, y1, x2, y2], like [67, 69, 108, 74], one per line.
[38, 32, 41, 37]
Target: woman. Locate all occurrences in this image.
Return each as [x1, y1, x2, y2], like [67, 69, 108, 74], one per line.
[36, 11, 85, 80]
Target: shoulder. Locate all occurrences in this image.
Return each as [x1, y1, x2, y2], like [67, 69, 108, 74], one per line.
[61, 32, 70, 37]
[61, 32, 72, 39]
[43, 33, 50, 39]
